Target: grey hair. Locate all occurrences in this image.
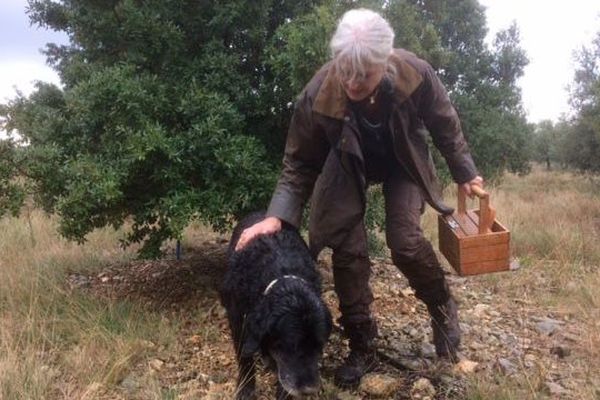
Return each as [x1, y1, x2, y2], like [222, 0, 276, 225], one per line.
[330, 8, 395, 81]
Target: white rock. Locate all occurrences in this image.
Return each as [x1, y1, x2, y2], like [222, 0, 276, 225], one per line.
[545, 381, 567, 396]
[149, 358, 164, 371]
[359, 373, 399, 397]
[411, 377, 436, 398]
[472, 304, 490, 318]
[453, 359, 479, 374]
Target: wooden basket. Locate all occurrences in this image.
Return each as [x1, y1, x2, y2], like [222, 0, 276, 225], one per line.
[438, 185, 510, 276]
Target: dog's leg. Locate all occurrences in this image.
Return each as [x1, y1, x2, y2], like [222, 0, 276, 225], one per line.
[235, 356, 256, 400]
[275, 381, 290, 400]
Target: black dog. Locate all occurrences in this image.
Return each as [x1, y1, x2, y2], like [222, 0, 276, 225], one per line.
[220, 212, 332, 400]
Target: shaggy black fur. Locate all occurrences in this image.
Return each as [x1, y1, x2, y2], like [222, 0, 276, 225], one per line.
[220, 212, 332, 400]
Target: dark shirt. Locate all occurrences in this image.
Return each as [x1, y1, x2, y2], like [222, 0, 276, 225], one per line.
[350, 78, 398, 183]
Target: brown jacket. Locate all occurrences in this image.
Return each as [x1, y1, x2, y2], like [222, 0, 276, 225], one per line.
[267, 49, 478, 253]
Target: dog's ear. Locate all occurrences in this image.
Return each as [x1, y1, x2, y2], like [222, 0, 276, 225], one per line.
[241, 334, 260, 357]
[323, 305, 333, 338]
[240, 310, 268, 357]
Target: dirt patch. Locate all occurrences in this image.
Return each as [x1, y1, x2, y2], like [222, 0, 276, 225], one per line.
[67, 239, 228, 310]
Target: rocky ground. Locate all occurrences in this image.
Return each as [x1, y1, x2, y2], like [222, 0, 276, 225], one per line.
[67, 237, 582, 399]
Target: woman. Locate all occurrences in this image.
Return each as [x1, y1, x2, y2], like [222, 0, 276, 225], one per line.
[236, 8, 483, 387]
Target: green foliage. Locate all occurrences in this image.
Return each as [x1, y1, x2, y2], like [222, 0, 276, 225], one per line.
[561, 32, 600, 172]
[531, 120, 561, 170]
[2, 0, 295, 257]
[364, 185, 387, 257]
[1, 0, 534, 256]
[0, 139, 26, 217]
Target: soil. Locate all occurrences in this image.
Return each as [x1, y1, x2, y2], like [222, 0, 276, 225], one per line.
[67, 238, 582, 399]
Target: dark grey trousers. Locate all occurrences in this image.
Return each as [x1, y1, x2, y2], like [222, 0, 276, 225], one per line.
[332, 171, 450, 332]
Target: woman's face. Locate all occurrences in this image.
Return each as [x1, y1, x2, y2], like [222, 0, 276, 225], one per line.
[339, 62, 386, 102]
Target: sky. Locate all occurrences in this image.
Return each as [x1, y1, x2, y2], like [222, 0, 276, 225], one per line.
[479, 0, 600, 122]
[1, 0, 600, 137]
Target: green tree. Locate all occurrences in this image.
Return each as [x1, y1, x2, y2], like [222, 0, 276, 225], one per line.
[0, 137, 26, 217]
[3, 0, 328, 257]
[563, 32, 600, 172]
[532, 120, 560, 170]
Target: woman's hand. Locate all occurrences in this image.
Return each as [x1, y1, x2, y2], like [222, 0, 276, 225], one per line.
[459, 175, 484, 198]
[235, 216, 283, 251]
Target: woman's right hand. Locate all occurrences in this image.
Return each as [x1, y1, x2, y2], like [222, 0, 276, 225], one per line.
[235, 216, 283, 251]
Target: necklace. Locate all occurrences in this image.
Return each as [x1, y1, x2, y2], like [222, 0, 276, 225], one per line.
[369, 86, 380, 105]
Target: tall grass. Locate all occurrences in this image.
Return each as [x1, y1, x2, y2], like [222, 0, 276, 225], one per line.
[0, 210, 177, 399]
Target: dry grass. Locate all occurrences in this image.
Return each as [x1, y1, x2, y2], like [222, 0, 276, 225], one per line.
[0, 209, 178, 399]
[1, 166, 599, 399]
[428, 166, 600, 399]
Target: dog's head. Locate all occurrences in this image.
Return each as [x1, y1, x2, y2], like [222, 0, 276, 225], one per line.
[242, 287, 332, 397]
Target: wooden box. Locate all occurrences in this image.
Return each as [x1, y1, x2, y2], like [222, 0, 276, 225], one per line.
[438, 186, 510, 276]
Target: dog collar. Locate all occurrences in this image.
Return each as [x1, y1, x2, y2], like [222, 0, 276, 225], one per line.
[263, 275, 306, 295]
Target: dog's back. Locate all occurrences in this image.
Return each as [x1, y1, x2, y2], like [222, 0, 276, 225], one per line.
[223, 212, 321, 308]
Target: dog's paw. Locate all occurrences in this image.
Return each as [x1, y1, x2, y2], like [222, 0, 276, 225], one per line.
[235, 385, 257, 400]
[275, 382, 290, 400]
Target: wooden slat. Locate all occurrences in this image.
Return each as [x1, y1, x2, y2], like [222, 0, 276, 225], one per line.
[440, 215, 466, 238]
[492, 219, 509, 233]
[438, 216, 460, 269]
[466, 209, 479, 225]
[455, 212, 479, 236]
[459, 243, 509, 264]
[458, 258, 510, 276]
[460, 231, 510, 249]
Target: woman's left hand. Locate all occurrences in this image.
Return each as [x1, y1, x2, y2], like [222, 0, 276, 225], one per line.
[460, 175, 484, 198]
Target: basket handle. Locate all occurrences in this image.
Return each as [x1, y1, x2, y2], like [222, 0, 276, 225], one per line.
[457, 184, 496, 234]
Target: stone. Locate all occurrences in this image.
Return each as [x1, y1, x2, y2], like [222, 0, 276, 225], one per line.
[453, 359, 479, 374]
[523, 353, 537, 368]
[359, 373, 399, 397]
[472, 304, 490, 318]
[495, 358, 517, 375]
[396, 357, 425, 371]
[545, 381, 567, 396]
[411, 377, 436, 399]
[536, 318, 562, 336]
[119, 373, 140, 395]
[550, 345, 571, 358]
[420, 342, 436, 358]
[509, 259, 521, 270]
[149, 358, 164, 371]
[336, 391, 361, 400]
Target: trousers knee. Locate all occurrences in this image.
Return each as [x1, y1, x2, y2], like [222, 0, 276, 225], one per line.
[331, 251, 374, 325]
[390, 242, 449, 305]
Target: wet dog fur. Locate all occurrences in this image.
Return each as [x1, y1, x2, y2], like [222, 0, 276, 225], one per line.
[220, 212, 332, 399]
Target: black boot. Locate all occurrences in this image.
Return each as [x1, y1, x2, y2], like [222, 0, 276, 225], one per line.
[334, 322, 378, 388]
[427, 296, 460, 362]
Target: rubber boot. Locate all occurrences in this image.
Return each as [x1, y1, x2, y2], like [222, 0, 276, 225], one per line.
[334, 322, 378, 388]
[427, 296, 461, 362]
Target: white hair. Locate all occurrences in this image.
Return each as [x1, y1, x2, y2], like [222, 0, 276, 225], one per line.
[330, 8, 395, 80]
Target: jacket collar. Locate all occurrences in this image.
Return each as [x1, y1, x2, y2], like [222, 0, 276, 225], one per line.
[313, 50, 424, 120]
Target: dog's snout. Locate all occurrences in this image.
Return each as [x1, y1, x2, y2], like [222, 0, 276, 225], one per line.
[279, 369, 321, 398]
[299, 384, 319, 395]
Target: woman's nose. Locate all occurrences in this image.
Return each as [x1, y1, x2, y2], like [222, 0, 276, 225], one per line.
[347, 79, 361, 91]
